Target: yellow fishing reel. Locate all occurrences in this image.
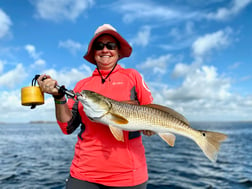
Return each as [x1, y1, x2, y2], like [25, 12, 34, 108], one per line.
[21, 74, 76, 109]
[21, 75, 44, 109]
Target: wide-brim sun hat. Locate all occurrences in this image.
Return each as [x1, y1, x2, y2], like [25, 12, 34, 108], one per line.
[84, 24, 132, 64]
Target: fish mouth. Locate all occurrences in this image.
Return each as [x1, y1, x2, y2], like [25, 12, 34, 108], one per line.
[76, 92, 85, 101]
[76, 92, 82, 97]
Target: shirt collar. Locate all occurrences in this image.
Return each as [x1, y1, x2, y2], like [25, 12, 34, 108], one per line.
[92, 64, 121, 76]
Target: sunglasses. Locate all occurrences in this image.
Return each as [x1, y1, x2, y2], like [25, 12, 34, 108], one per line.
[94, 42, 117, 50]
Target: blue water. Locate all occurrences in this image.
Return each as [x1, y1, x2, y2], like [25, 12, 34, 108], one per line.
[0, 122, 251, 189]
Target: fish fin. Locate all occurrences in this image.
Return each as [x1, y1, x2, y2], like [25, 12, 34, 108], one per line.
[195, 130, 228, 162]
[121, 100, 139, 105]
[110, 113, 129, 124]
[109, 125, 124, 142]
[159, 133, 176, 147]
[145, 104, 190, 126]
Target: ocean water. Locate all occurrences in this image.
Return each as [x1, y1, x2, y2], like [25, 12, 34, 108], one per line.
[0, 122, 251, 189]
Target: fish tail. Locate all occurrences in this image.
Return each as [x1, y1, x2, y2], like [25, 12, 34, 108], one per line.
[195, 130, 227, 162]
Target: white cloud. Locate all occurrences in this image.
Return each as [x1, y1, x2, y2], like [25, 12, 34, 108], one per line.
[169, 21, 195, 41]
[239, 75, 251, 82]
[33, 59, 46, 67]
[112, 1, 200, 23]
[228, 62, 242, 70]
[25, 44, 46, 68]
[149, 63, 252, 121]
[113, 0, 252, 26]
[43, 65, 92, 88]
[192, 28, 232, 60]
[58, 39, 84, 55]
[146, 24, 251, 121]
[32, 0, 94, 22]
[25, 44, 41, 59]
[171, 65, 231, 101]
[0, 60, 4, 73]
[160, 21, 196, 51]
[206, 0, 252, 20]
[172, 63, 193, 78]
[130, 26, 151, 47]
[185, 21, 194, 35]
[137, 54, 172, 75]
[35, 59, 46, 65]
[0, 64, 93, 123]
[169, 27, 180, 40]
[0, 89, 56, 123]
[0, 63, 27, 89]
[0, 9, 12, 39]
[0, 90, 23, 114]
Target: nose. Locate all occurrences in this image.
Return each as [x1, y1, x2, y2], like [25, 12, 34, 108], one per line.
[101, 46, 109, 51]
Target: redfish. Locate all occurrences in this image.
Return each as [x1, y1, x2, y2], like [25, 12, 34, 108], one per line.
[78, 90, 227, 162]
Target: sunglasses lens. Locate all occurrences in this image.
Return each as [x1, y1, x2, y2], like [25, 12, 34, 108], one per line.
[94, 42, 104, 50]
[106, 42, 117, 50]
[94, 42, 117, 50]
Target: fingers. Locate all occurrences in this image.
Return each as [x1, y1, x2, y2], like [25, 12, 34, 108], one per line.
[37, 74, 50, 85]
[142, 130, 155, 136]
[37, 74, 58, 95]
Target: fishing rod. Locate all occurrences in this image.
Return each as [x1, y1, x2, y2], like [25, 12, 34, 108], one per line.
[21, 74, 77, 109]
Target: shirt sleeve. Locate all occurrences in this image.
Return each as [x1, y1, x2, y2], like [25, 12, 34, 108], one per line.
[57, 93, 82, 135]
[132, 69, 153, 105]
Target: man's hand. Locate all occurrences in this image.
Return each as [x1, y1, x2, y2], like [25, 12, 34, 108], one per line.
[142, 130, 155, 136]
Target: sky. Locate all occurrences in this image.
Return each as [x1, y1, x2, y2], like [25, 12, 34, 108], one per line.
[0, 0, 251, 123]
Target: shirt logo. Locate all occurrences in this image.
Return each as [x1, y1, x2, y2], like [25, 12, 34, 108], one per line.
[112, 81, 124, 85]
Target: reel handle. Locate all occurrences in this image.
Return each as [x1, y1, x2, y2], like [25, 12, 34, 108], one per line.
[35, 74, 76, 98]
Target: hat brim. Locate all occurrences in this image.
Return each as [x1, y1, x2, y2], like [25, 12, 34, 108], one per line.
[84, 30, 132, 64]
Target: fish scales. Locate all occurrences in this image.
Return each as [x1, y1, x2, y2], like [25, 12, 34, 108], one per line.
[78, 90, 228, 162]
[108, 99, 193, 136]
